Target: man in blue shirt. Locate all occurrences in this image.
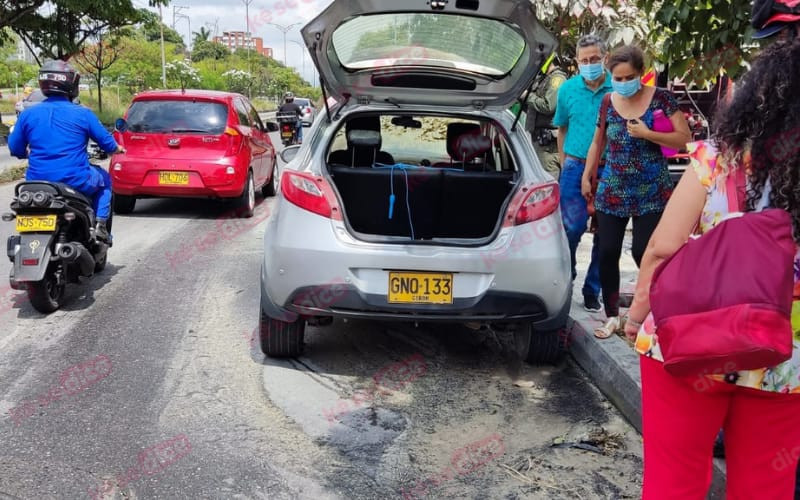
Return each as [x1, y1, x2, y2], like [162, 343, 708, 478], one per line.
[552, 34, 612, 313]
[9, 60, 123, 242]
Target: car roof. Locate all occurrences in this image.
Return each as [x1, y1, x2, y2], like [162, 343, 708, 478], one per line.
[132, 89, 243, 102]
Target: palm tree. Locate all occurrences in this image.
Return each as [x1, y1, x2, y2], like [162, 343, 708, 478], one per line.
[192, 26, 211, 45]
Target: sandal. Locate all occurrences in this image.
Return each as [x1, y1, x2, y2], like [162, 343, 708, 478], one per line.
[594, 316, 621, 339]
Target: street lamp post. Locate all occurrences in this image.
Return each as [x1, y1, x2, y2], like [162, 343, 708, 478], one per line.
[266, 23, 302, 67]
[287, 40, 307, 82]
[242, 0, 254, 98]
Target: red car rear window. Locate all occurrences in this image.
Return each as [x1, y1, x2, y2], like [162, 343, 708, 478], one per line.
[126, 100, 228, 134]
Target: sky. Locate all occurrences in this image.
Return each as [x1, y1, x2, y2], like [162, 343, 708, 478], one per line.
[133, 0, 335, 85]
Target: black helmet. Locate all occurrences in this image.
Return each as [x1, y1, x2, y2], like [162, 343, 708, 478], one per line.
[39, 59, 80, 99]
[284, 91, 294, 102]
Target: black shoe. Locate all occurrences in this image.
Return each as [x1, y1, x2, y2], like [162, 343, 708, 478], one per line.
[584, 295, 602, 313]
[95, 220, 110, 243]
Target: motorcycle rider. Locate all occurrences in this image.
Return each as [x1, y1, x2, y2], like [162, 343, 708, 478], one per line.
[8, 60, 124, 243]
[525, 56, 568, 180]
[277, 91, 303, 144]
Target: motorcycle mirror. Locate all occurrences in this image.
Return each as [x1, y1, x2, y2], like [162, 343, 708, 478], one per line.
[1, 213, 15, 221]
[115, 118, 128, 133]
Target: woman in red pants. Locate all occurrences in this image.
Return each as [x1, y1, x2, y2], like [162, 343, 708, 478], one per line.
[623, 2, 800, 498]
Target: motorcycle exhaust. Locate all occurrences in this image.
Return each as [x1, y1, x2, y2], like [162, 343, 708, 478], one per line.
[57, 242, 95, 276]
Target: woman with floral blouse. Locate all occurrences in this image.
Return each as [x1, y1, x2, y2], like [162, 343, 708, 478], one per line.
[623, 9, 800, 498]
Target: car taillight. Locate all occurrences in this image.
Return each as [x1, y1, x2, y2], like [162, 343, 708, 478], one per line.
[504, 182, 560, 227]
[305, 107, 311, 114]
[225, 126, 243, 156]
[281, 171, 342, 221]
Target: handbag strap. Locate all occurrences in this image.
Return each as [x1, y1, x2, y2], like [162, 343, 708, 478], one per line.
[593, 93, 612, 171]
[725, 168, 747, 213]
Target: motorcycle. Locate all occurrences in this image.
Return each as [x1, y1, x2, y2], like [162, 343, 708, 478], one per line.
[2, 123, 123, 313]
[276, 112, 300, 147]
[3, 183, 112, 313]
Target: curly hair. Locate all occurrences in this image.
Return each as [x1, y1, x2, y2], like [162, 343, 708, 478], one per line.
[712, 36, 800, 241]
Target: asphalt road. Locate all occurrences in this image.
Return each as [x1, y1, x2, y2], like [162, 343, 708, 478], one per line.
[0, 131, 644, 499]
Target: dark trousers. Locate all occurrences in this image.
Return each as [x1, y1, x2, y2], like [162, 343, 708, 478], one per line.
[596, 211, 662, 317]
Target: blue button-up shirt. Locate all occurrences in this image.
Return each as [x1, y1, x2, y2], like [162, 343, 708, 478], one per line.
[9, 96, 118, 184]
[552, 73, 613, 159]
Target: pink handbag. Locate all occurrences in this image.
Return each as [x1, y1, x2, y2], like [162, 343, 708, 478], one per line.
[652, 109, 678, 157]
[649, 168, 795, 376]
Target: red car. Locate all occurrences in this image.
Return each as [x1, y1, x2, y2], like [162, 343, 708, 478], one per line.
[110, 90, 279, 217]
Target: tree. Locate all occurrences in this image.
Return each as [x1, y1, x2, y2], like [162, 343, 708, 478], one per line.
[191, 40, 228, 62]
[637, 0, 754, 85]
[139, 9, 185, 46]
[192, 27, 211, 45]
[73, 24, 128, 113]
[0, 1, 45, 34]
[11, 0, 169, 62]
[222, 69, 252, 95]
[165, 59, 200, 89]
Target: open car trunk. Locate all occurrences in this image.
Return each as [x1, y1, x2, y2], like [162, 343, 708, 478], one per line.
[326, 114, 518, 242]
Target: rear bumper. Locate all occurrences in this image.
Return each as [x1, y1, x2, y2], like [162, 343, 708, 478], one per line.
[111, 155, 247, 198]
[260, 201, 572, 329]
[260, 272, 571, 327]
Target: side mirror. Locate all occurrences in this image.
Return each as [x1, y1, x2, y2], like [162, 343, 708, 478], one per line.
[115, 118, 128, 133]
[280, 145, 301, 164]
[265, 121, 279, 133]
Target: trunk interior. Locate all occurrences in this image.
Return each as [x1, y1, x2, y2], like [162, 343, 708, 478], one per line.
[326, 114, 519, 242]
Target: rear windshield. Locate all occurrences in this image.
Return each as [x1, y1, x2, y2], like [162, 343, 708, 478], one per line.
[125, 99, 228, 134]
[295, 98, 310, 107]
[331, 13, 525, 76]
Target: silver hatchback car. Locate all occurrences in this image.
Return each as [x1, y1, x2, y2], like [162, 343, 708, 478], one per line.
[260, 0, 572, 363]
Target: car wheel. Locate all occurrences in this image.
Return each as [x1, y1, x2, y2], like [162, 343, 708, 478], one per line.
[236, 171, 255, 218]
[259, 307, 305, 357]
[262, 164, 277, 197]
[113, 195, 136, 214]
[524, 324, 569, 365]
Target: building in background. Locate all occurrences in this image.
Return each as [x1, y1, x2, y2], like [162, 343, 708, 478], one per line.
[213, 31, 273, 58]
[15, 39, 37, 64]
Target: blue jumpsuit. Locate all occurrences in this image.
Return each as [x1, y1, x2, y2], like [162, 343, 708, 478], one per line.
[8, 95, 118, 219]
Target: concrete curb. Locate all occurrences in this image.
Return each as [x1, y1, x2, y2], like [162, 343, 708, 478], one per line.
[568, 301, 727, 498]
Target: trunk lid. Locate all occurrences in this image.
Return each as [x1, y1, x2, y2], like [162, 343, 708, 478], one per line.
[301, 0, 556, 110]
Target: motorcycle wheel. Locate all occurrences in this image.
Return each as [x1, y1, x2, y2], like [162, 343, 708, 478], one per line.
[27, 267, 65, 314]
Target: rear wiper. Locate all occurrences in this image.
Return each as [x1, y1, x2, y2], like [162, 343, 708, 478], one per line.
[171, 128, 210, 134]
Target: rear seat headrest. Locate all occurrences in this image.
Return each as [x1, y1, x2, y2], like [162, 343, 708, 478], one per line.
[347, 129, 382, 149]
[446, 122, 481, 159]
[346, 116, 382, 133]
[453, 133, 492, 163]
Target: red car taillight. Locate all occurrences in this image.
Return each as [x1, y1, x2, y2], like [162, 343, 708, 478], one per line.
[281, 170, 343, 221]
[225, 126, 244, 156]
[305, 107, 311, 114]
[503, 182, 560, 227]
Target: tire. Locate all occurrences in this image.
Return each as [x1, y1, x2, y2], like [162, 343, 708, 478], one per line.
[524, 324, 569, 365]
[114, 195, 136, 214]
[262, 164, 277, 197]
[27, 270, 65, 314]
[259, 307, 305, 357]
[236, 171, 255, 218]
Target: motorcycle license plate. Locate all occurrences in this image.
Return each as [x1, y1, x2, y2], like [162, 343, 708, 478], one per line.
[388, 272, 453, 304]
[16, 215, 57, 232]
[281, 131, 293, 138]
[158, 171, 190, 185]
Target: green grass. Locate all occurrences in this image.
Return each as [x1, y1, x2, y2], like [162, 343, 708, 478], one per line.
[252, 98, 277, 112]
[0, 99, 17, 115]
[0, 163, 27, 184]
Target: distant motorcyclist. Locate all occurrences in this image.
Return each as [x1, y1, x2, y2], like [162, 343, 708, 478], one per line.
[8, 60, 123, 242]
[277, 91, 303, 144]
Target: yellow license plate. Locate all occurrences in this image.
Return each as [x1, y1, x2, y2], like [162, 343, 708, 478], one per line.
[16, 215, 57, 232]
[388, 272, 453, 304]
[158, 172, 190, 185]
[281, 131, 293, 137]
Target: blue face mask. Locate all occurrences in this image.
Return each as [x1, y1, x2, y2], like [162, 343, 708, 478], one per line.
[579, 62, 605, 81]
[613, 78, 642, 98]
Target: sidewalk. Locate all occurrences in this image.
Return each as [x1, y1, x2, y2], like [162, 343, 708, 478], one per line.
[567, 230, 727, 498]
